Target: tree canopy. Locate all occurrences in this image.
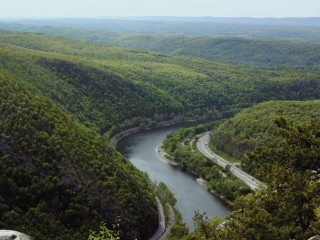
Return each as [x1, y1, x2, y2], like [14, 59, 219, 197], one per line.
[0, 76, 158, 239]
[171, 121, 320, 239]
[211, 100, 320, 178]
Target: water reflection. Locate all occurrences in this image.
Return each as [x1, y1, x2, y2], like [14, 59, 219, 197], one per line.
[117, 126, 230, 231]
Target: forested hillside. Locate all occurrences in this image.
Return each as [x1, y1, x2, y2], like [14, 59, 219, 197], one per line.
[163, 123, 251, 202]
[211, 100, 320, 178]
[1, 31, 320, 135]
[0, 76, 158, 239]
[2, 17, 320, 42]
[0, 31, 181, 133]
[103, 35, 320, 66]
[1, 29, 320, 239]
[1, 25, 320, 66]
[175, 122, 320, 239]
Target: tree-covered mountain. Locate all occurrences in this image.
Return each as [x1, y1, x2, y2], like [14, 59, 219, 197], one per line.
[1, 30, 320, 135]
[174, 122, 320, 239]
[0, 76, 158, 239]
[1, 17, 320, 42]
[211, 100, 320, 178]
[1, 29, 320, 239]
[1, 24, 320, 66]
[0, 31, 181, 133]
[162, 123, 251, 201]
[101, 35, 320, 66]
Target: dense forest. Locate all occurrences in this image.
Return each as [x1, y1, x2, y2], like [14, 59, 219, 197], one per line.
[171, 122, 320, 239]
[1, 30, 320, 135]
[163, 123, 251, 201]
[1, 17, 320, 42]
[1, 23, 320, 239]
[0, 76, 158, 239]
[211, 100, 320, 179]
[96, 35, 320, 66]
[1, 24, 320, 66]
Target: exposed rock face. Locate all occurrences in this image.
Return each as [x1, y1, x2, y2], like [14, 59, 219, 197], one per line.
[0, 230, 32, 240]
[309, 236, 320, 240]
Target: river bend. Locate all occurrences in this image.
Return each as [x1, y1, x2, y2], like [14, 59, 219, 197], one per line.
[117, 126, 230, 231]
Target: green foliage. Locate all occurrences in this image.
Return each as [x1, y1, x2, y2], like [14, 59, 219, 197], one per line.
[93, 34, 320, 67]
[1, 28, 320, 239]
[167, 211, 189, 240]
[159, 182, 177, 206]
[0, 40, 179, 133]
[212, 100, 320, 178]
[222, 122, 320, 239]
[0, 153, 96, 240]
[176, 211, 223, 240]
[163, 123, 251, 201]
[181, 121, 320, 239]
[0, 77, 158, 239]
[88, 222, 120, 240]
[1, 31, 320, 135]
[3, 18, 320, 47]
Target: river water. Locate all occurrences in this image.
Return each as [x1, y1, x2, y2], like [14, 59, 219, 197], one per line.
[117, 126, 230, 231]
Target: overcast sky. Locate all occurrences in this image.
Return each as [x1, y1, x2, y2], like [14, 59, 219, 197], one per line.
[1, 0, 320, 18]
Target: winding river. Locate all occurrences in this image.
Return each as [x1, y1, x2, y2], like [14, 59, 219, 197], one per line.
[117, 126, 230, 231]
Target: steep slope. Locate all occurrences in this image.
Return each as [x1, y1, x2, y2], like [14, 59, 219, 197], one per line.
[1, 31, 320, 135]
[175, 122, 320, 240]
[0, 76, 158, 239]
[211, 100, 320, 177]
[0, 38, 181, 133]
[1, 27, 320, 240]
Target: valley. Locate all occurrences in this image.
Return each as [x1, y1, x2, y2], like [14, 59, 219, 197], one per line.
[0, 16, 320, 240]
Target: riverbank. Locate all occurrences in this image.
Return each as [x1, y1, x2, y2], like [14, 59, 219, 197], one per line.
[109, 120, 181, 148]
[108, 115, 219, 148]
[157, 144, 233, 207]
[116, 123, 230, 230]
[159, 202, 176, 240]
[150, 197, 176, 240]
[196, 178, 233, 206]
[157, 145, 179, 166]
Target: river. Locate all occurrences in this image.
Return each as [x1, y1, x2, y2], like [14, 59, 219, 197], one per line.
[117, 126, 230, 231]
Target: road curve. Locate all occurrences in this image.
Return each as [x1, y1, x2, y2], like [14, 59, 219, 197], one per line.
[197, 132, 261, 191]
[149, 197, 166, 240]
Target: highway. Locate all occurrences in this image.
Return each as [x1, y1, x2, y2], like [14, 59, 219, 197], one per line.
[197, 132, 261, 191]
[149, 197, 166, 240]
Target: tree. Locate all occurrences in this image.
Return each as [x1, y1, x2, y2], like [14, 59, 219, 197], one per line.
[88, 222, 120, 240]
[150, 120, 157, 128]
[185, 120, 320, 239]
[224, 120, 320, 239]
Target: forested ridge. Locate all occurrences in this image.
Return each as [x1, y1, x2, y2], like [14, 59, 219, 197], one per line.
[2, 17, 320, 42]
[1, 23, 320, 66]
[171, 122, 320, 239]
[1, 31, 320, 134]
[0, 76, 158, 239]
[1, 28, 320, 239]
[211, 100, 320, 179]
[163, 123, 251, 202]
[104, 35, 320, 66]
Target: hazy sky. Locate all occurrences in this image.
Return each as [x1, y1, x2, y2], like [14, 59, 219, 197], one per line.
[1, 0, 320, 18]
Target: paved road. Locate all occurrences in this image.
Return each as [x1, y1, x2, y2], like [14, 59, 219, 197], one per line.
[197, 132, 261, 190]
[149, 197, 166, 240]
